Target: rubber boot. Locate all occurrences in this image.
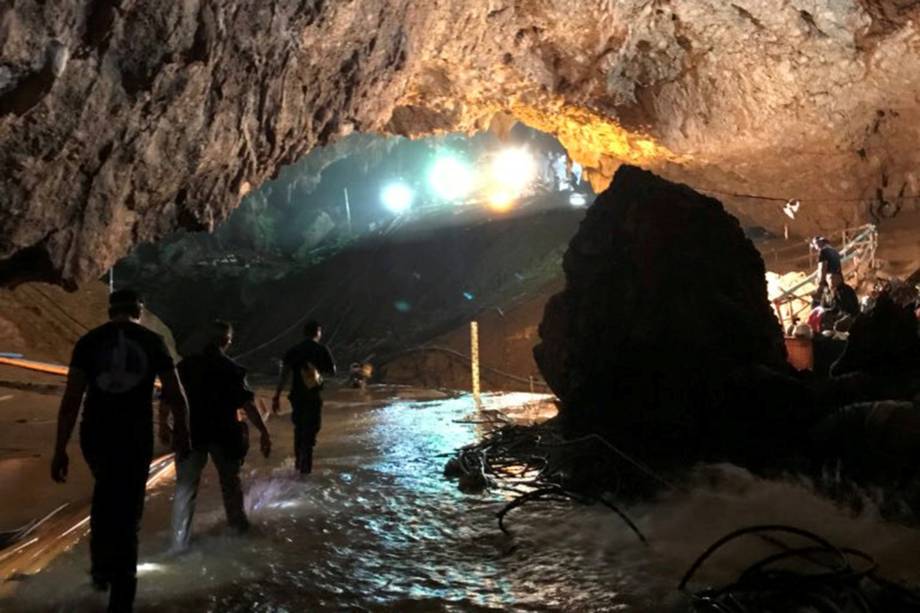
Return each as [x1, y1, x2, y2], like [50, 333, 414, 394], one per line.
[108, 575, 137, 613]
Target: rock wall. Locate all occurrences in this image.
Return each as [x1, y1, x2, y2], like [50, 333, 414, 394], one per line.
[534, 165, 788, 441]
[0, 0, 415, 287]
[0, 280, 177, 363]
[2, 1, 920, 286]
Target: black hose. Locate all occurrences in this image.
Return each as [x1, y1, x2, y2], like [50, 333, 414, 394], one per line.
[679, 524, 848, 591]
[682, 524, 919, 613]
[496, 485, 648, 544]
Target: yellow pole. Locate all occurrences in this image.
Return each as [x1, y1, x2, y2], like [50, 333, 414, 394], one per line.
[470, 321, 481, 407]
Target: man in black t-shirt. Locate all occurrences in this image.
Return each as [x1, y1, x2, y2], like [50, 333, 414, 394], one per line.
[811, 236, 842, 284]
[272, 320, 336, 475]
[819, 273, 861, 331]
[51, 290, 190, 613]
[169, 321, 271, 551]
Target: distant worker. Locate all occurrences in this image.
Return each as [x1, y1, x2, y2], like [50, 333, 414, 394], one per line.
[571, 161, 583, 186]
[819, 273, 860, 331]
[51, 290, 190, 613]
[810, 236, 842, 286]
[169, 321, 271, 551]
[272, 320, 336, 475]
[552, 153, 570, 191]
[348, 362, 374, 390]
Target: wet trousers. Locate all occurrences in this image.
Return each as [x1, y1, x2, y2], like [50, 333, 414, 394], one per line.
[80, 423, 153, 613]
[291, 394, 322, 474]
[171, 444, 248, 549]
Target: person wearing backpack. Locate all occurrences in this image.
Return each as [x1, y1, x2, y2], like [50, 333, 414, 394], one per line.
[272, 320, 336, 475]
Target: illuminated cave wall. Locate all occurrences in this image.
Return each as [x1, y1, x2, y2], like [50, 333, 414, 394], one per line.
[2, 0, 920, 286]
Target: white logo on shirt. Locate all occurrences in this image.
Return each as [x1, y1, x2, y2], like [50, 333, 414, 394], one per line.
[95, 330, 149, 394]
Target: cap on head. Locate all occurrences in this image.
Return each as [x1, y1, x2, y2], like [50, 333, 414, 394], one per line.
[108, 289, 143, 319]
[811, 236, 828, 249]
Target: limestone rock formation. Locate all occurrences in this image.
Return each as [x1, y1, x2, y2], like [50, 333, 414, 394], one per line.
[2, 1, 920, 286]
[832, 293, 920, 380]
[534, 165, 789, 447]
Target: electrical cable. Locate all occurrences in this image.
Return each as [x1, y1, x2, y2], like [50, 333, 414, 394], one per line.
[230, 294, 330, 362]
[680, 524, 920, 612]
[698, 185, 920, 204]
[25, 285, 92, 334]
[495, 484, 648, 544]
[542, 433, 685, 493]
[378, 344, 551, 388]
[679, 524, 849, 591]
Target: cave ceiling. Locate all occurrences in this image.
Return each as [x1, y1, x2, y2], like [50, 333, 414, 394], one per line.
[1, 0, 919, 286]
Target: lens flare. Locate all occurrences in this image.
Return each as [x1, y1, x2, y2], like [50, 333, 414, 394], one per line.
[486, 189, 515, 212]
[380, 182, 414, 214]
[429, 155, 473, 202]
[491, 147, 535, 192]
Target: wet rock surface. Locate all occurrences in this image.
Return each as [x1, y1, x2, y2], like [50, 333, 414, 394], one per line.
[3, 1, 920, 285]
[535, 164, 920, 484]
[535, 166, 788, 445]
[833, 293, 920, 379]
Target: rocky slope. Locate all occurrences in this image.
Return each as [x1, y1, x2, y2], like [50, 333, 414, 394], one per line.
[2, 1, 920, 286]
[0, 281, 177, 364]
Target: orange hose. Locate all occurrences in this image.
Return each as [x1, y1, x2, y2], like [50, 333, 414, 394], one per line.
[0, 357, 162, 389]
[0, 357, 69, 377]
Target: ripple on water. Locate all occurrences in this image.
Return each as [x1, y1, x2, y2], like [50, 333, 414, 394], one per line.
[5, 393, 920, 612]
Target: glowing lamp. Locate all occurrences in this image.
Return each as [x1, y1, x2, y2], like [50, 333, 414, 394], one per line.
[491, 147, 535, 192]
[429, 156, 473, 201]
[380, 182, 414, 214]
[569, 193, 588, 207]
[486, 189, 515, 212]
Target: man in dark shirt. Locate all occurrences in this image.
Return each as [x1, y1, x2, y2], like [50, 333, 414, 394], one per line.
[272, 320, 336, 475]
[819, 273, 861, 331]
[811, 236, 842, 283]
[51, 290, 190, 613]
[169, 321, 271, 551]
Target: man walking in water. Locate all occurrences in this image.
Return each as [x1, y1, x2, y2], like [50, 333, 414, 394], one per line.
[273, 320, 336, 475]
[51, 290, 190, 612]
[169, 320, 272, 550]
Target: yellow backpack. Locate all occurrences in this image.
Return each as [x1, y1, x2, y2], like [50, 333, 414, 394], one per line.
[300, 362, 322, 389]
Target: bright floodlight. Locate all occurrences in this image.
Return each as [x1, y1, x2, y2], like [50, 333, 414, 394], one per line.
[491, 147, 536, 192]
[381, 182, 414, 214]
[569, 193, 588, 207]
[486, 189, 515, 212]
[429, 156, 473, 201]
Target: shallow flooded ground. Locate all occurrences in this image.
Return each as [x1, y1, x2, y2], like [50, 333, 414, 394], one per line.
[2, 385, 920, 612]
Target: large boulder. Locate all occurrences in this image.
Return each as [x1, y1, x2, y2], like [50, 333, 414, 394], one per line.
[535, 166, 789, 452]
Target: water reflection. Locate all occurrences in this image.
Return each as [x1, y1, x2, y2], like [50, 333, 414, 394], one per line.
[4, 391, 920, 612]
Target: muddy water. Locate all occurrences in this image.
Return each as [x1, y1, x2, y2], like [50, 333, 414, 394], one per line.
[5, 390, 920, 612]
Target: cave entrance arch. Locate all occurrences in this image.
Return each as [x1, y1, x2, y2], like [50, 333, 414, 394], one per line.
[114, 125, 594, 390]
